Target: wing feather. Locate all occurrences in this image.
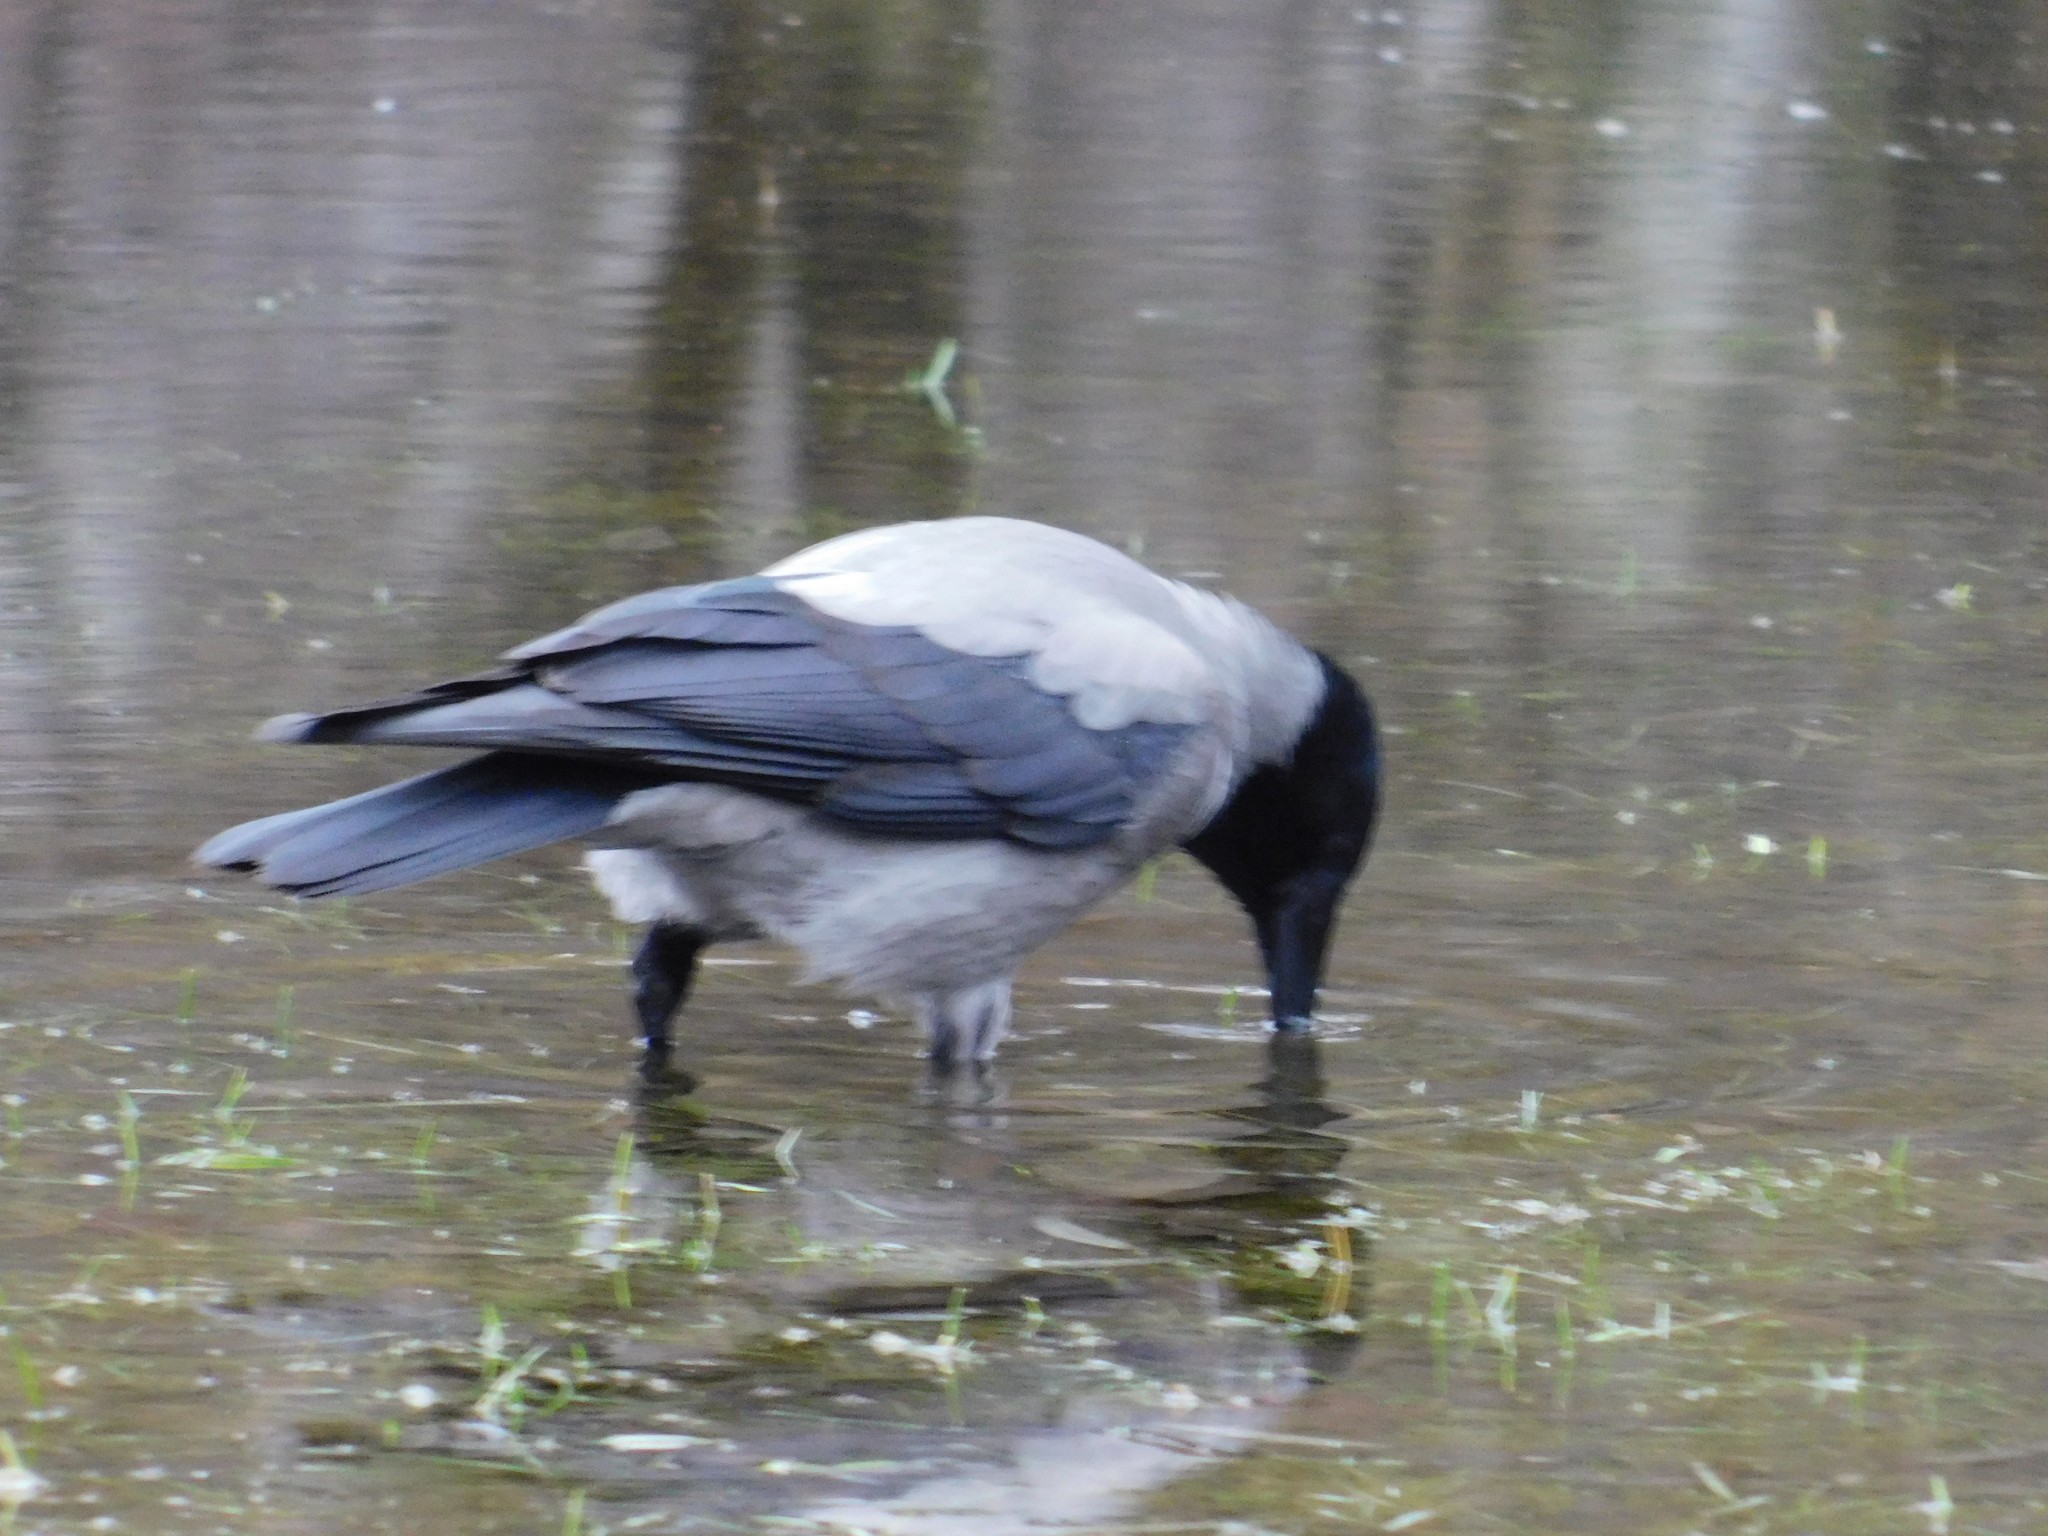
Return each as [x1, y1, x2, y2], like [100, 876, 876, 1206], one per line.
[265, 578, 1196, 847]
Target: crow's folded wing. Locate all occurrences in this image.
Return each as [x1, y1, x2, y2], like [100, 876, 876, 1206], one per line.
[262, 580, 1196, 849]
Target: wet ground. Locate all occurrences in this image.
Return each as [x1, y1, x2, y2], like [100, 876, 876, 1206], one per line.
[7, 0, 2048, 1531]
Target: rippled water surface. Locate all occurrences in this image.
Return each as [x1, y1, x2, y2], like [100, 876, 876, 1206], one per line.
[7, 1, 2048, 1532]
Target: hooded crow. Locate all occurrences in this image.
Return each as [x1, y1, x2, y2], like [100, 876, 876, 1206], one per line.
[197, 517, 1379, 1069]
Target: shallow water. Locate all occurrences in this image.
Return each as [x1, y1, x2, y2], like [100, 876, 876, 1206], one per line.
[7, 0, 2048, 1531]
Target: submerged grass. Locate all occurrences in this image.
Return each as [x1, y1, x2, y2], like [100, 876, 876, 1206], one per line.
[5, 885, 2048, 1535]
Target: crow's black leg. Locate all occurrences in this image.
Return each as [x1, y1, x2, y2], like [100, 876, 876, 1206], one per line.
[916, 982, 1011, 1080]
[632, 924, 706, 1069]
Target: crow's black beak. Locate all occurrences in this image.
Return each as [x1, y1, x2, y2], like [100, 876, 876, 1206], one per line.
[1259, 867, 1352, 1027]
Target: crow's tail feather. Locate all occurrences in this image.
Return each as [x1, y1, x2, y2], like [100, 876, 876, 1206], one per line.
[194, 752, 664, 898]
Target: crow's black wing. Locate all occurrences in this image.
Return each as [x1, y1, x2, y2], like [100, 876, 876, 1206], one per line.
[262, 579, 1192, 848]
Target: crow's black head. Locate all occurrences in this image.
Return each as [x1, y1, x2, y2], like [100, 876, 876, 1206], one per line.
[1183, 654, 1379, 1025]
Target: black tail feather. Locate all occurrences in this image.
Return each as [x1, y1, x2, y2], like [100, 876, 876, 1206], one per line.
[194, 752, 665, 898]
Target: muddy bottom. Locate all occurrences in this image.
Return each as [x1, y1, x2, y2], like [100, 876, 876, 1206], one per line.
[6, 826, 2048, 1534]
